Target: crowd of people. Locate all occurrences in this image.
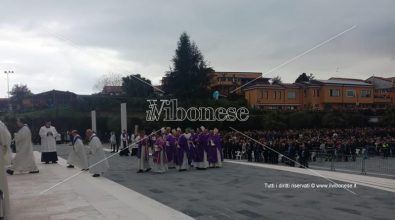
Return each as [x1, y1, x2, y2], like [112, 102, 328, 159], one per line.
[221, 127, 395, 168]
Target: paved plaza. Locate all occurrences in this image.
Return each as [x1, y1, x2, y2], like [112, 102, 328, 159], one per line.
[22, 144, 394, 220]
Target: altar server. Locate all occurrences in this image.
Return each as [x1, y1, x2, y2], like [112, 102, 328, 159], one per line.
[39, 121, 59, 164]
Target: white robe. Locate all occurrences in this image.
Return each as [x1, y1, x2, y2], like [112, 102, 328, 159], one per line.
[87, 135, 109, 175]
[67, 137, 88, 170]
[0, 121, 12, 166]
[39, 126, 58, 152]
[0, 121, 10, 218]
[11, 125, 38, 172]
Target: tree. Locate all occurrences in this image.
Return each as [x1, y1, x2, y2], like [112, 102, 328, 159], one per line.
[10, 84, 33, 100]
[93, 73, 123, 92]
[162, 32, 213, 99]
[271, 76, 282, 84]
[295, 73, 314, 83]
[122, 74, 154, 97]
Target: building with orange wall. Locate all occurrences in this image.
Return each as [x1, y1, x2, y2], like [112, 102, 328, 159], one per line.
[244, 78, 376, 110]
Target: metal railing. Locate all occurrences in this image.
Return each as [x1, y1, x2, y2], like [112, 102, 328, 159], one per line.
[309, 150, 395, 177]
[227, 148, 395, 178]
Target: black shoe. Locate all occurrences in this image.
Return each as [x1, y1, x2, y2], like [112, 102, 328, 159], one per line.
[81, 168, 89, 171]
[179, 169, 187, 172]
[137, 170, 144, 173]
[45, 161, 49, 164]
[92, 174, 100, 177]
[52, 161, 58, 164]
[145, 168, 152, 172]
[6, 169, 14, 175]
[67, 165, 74, 168]
[29, 170, 39, 174]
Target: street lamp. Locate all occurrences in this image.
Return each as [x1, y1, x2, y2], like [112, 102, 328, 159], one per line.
[4, 70, 14, 112]
[4, 70, 14, 98]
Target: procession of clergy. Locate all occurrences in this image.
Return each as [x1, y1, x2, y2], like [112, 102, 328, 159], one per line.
[0, 119, 109, 178]
[1, 118, 223, 176]
[126, 126, 223, 173]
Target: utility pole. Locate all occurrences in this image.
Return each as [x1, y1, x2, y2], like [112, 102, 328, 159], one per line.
[4, 70, 14, 98]
[4, 70, 14, 112]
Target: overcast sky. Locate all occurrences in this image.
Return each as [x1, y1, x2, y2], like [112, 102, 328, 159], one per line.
[0, 0, 394, 97]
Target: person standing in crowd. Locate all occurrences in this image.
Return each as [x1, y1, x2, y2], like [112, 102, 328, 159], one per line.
[110, 131, 118, 153]
[67, 130, 88, 170]
[0, 120, 11, 219]
[39, 121, 59, 164]
[64, 131, 71, 144]
[136, 130, 151, 173]
[0, 120, 12, 167]
[208, 128, 223, 168]
[165, 127, 176, 169]
[175, 128, 189, 171]
[383, 141, 389, 159]
[119, 129, 129, 156]
[152, 131, 167, 173]
[195, 126, 209, 170]
[287, 141, 296, 167]
[187, 129, 197, 167]
[86, 129, 109, 177]
[7, 118, 39, 175]
[298, 143, 310, 168]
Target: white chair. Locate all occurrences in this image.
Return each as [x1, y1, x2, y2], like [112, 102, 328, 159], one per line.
[235, 151, 242, 160]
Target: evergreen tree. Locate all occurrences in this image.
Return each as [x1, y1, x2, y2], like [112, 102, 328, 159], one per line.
[162, 32, 213, 99]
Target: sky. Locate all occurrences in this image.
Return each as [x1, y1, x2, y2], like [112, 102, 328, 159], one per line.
[0, 0, 394, 98]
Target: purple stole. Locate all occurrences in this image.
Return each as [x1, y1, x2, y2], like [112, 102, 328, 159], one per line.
[166, 134, 176, 162]
[153, 137, 165, 164]
[137, 136, 148, 160]
[175, 134, 188, 165]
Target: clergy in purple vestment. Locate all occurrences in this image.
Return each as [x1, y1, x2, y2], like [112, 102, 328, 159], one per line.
[208, 128, 223, 168]
[165, 128, 176, 169]
[195, 126, 209, 169]
[136, 131, 151, 173]
[187, 129, 196, 167]
[175, 129, 189, 171]
[152, 133, 167, 173]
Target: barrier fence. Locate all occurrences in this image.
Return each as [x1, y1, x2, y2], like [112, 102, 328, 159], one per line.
[230, 149, 395, 178]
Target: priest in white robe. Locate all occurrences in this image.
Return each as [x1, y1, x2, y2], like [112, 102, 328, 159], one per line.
[86, 129, 109, 177]
[39, 121, 59, 164]
[0, 120, 11, 218]
[7, 119, 39, 175]
[0, 120, 12, 167]
[67, 130, 88, 170]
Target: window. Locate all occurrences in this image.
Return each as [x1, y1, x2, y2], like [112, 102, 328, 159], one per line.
[316, 89, 320, 97]
[287, 91, 296, 99]
[329, 89, 340, 97]
[274, 91, 281, 99]
[346, 90, 356, 97]
[361, 90, 371, 97]
[304, 89, 307, 97]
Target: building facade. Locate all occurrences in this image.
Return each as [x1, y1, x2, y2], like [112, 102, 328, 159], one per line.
[209, 71, 263, 96]
[245, 78, 378, 110]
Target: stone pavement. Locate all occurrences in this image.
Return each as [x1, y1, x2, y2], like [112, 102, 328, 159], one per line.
[226, 160, 395, 193]
[7, 151, 193, 220]
[102, 152, 395, 220]
[28, 144, 395, 220]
